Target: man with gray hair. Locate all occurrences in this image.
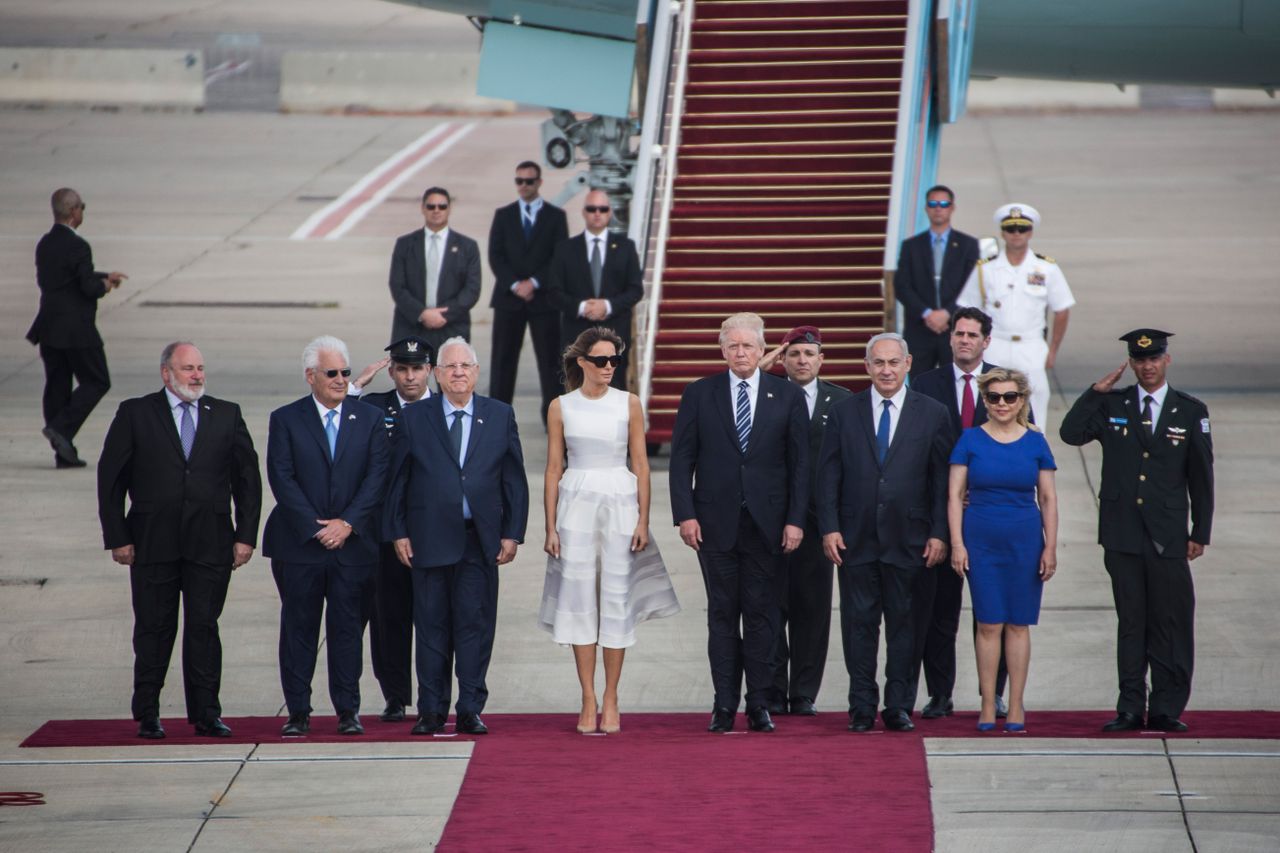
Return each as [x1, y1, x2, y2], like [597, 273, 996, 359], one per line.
[670, 312, 809, 733]
[817, 332, 952, 733]
[263, 335, 390, 736]
[29, 187, 128, 468]
[98, 342, 261, 739]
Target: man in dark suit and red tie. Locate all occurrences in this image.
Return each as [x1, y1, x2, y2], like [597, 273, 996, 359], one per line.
[388, 186, 482, 354]
[894, 185, 981, 376]
[818, 333, 952, 733]
[670, 313, 809, 734]
[545, 189, 643, 390]
[387, 337, 529, 737]
[263, 336, 390, 737]
[487, 161, 569, 423]
[98, 342, 262, 739]
[29, 187, 128, 469]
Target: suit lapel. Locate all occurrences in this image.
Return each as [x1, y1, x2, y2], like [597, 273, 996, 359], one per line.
[301, 399, 333, 464]
[855, 393, 880, 465]
[189, 398, 215, 460]
[748, 376, 780, 459]
[712, 373, 742, 455]
[149, 392, 186, 460]
[411, 231, 426, 297]
[333, 403, 358, 465]
[464, 397, 487, 466]
[882, 393, 916, 469]
[1131, 386, 1153, 450]
[428, 396, 461, 468]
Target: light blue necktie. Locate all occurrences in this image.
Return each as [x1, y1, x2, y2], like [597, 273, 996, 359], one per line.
[179, 402, 195, 460]
[876, 399, 892, 464]
[325, 409, 338, 460]
[735, 380, 751, 453]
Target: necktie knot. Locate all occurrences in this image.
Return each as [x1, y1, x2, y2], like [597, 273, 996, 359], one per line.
[962, 373, 973, 381]
[1144, 394, 1154, 404]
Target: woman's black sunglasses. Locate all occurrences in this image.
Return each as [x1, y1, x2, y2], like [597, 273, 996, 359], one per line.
[582, 354, 623, 368]
[984, 391, 1022, 404]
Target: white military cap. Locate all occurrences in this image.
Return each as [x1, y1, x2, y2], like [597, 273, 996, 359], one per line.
[994, 203, 1040, 228]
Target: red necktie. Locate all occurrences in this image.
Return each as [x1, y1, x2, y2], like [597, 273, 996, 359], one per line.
[960, 373, 976, 429]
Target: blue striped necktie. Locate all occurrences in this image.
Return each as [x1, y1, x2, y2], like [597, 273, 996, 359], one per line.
[877, 399, 892, 463]
[735, 380, 751, 452]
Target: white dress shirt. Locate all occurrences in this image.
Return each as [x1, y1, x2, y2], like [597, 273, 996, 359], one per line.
[795, 377, 818, 418]
[313, 396, 343, 425]
[423, 225, 450, 307]
[951, 363, 983, 413]
[871, 383, 909, 445]
[164, 387, 200, 434]
[1140, 382, 1168, 429]
[729, 368, 761, 424]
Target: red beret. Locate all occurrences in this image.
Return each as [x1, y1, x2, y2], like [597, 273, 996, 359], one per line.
[781, 326, 822, 347]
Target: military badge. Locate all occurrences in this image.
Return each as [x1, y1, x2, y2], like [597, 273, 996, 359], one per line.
[1201, 418, 1211, 434]
[1027, 272, 1046, 286]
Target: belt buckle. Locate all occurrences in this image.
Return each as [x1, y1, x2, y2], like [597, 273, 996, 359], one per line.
[1011, 335, 1022, 342]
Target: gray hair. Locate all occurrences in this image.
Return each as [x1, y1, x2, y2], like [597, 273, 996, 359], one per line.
[436, 336, 478, 366]
[51, 188, 82, 221]
[302, 335, 350, 371]
[718, 312, 766, 349]
[865, 332, 909, 361]
[161, 340, 197, 369]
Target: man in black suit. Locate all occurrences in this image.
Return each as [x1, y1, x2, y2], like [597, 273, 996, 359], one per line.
[909, 307, 1010, 719]
[29, 188, 128, 468]
[670, 312, 809, 734]
[488, 161, 569, 423]
[545, 189, 643, 390]
[359, 336, 434, 723]
[388, 187, 482, 354]
[98, 342, 262, 739]
[818, 333, 951, 733]
[758, 326, 852, 717]
[387, 337, 529, 736]
[263, 336, 390, 736]
[894, 185, 980, 376]
[1061, 329, 1213, 733]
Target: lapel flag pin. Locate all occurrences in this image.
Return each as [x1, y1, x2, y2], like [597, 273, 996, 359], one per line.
[766, 392, 774, 399]
[348, 414, 357, 420]
[477, 418, 484, 425]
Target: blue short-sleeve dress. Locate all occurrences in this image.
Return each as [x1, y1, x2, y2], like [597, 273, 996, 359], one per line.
[950, 426, 1057, 625]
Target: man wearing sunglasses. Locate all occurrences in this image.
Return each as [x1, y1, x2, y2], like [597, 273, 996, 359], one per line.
[388, 186, 482, 357]
[956, 203, 1075, 427]
[893, 185, 981, 377]
[546, 189, 644, 390]
[263, 335, 390, 737]
[488, 161, 569, 425]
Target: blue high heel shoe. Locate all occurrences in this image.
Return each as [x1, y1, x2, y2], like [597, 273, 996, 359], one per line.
[1004, 721, 1026, 733]
[976, 721, 996, 732]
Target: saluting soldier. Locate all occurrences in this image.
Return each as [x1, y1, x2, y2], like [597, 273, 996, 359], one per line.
[956, 203, 1074, 427]
[1060, 329, 1214, 733]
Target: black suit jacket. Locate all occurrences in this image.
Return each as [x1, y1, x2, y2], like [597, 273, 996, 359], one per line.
[488, 200, 569, 314]
[669, 371, 809, 553]
[910, 361, 1000, 438]
[386, 394, 529, 567]
[1060, 385, 1213, 555]
[262, 395, 390, 566]
[28, 223, 110, 348]
[388, 228, 482, 343]
[894, 229, 980, 328]
[799, 378, 854, 519]
[98, 391, 262, 566]
[816, 389, 952, 568]
[545, 233, 644, 341]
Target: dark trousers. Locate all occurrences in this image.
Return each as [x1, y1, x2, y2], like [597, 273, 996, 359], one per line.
[912, 565, 1008, 702]
[1105, 541, 1195, 719]
[771, 520, 833, 704]
[129, 559, 230, 723]
[488, 307, 562, 424]
[839, 559, 921, 714]
[370, 543, 415, 707]
[412, 529, 497, 717]
[40, 344, 110, 441]
[698, 509, 781, 712]
[904, 324, 951, 377]
[272, 558, 372, 715]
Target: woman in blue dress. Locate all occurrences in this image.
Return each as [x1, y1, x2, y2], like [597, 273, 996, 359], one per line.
[948, 368, 1059, 732]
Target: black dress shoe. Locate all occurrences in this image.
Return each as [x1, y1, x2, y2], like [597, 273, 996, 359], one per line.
[137, 717, 166, 739]
[848, 711, 875, 732]
[995, 696, 1009, 719]
[411, 713, 445, 735]
[55, 455, 87, 468]
[1102, 711, 1144, 733]
[707, 707, 735, 733]
[882, 709, 915, 732]
[921, 696, 954, 719]
[280, 712, 310, 736]
[789, 697, 817, 716]
[766, 699, 788, 716]
[456, 713, 488, 735]
[1146, 714, 1188, 733]
[747, 707, 775, 732]
[43, 426, 83, 465]
[380, 702, 406, 723]
[337, 711, 364, 735]
[195, 718, 232, 738]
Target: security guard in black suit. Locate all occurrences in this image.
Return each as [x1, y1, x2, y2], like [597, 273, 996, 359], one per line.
[1060, 329, 1213, 733]
[361, 336, 435, 722]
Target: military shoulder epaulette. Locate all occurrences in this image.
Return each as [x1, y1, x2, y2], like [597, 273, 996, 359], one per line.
[976, 257, 988, 265]
[1172, 388, 1207, 408]
[1034, 252, 1056, 263]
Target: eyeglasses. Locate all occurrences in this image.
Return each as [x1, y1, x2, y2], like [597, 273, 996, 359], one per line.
[584, 206, 610, 214]
[514, 177, 538, 186]
[438, 362, 477, 372]
[582, 354, 623, 368]
[1002, 225, 1031, 234]
[321, 368, 352, 379]
[926, 199, 952, 209]
[423, 203, 449, 211]
[984, 391, 1023, 404]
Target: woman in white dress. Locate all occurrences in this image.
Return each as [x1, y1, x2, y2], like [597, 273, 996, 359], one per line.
[539, 327, 681, 734]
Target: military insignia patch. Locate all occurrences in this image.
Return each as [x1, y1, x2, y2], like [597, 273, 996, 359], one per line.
[1201, 418, 1211, 434]
[1027, 272, 1046, 286]
[1137, 335, 1153, 349]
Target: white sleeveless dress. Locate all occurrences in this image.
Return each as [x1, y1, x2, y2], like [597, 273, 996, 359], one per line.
[538, 387, 680, 648]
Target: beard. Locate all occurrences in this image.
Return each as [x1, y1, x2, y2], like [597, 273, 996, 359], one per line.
[171, 381, 206, 403]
